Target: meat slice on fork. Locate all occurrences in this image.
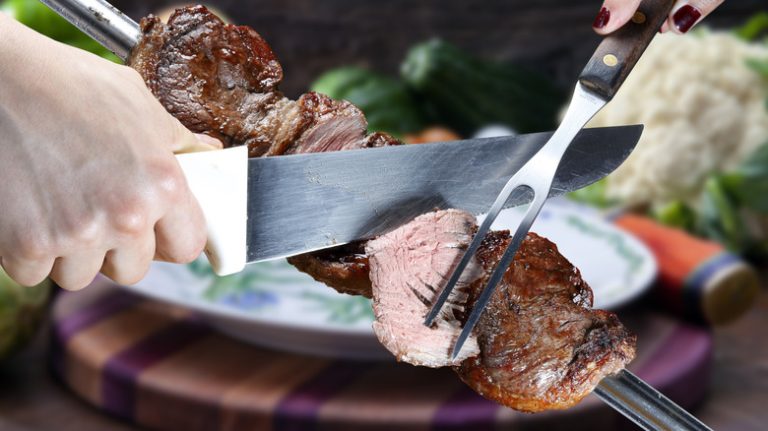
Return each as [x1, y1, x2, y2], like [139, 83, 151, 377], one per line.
[363, 210, 635, 410]
[456, 230, 636, 412]
[366, 210, 483, 367]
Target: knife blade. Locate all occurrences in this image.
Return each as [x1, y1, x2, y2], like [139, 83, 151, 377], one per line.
[174, 125, 641, 274]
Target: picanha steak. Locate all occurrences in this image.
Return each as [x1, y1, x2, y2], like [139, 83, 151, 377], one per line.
[128, 5, 636, 412]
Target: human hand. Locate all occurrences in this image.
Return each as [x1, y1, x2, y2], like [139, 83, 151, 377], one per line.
[593, 0, 725, 35]
[0, 13, 221, 290]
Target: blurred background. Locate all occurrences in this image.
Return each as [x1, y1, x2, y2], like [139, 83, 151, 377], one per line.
[1, 1, 768, 430]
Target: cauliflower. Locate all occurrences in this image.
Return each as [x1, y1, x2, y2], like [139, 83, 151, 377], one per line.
[587, 30, 768, 207]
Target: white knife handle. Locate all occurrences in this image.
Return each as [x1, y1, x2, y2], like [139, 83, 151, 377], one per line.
[175, 146, 248, 276]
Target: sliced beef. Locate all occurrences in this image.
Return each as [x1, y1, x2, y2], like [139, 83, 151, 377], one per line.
[456, 231, 636, 412]
[129, 7, 635, 413]
[315, 211, 635, 409]
[287, 242, 372, 298]
[285, 92, 369, 154]
[366, 210, 482, 367]
[129, 6, 288, 156]
[128, 6, 394, 158]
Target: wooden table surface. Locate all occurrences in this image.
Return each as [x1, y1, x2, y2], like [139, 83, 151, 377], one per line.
[0, 288, 766, 431]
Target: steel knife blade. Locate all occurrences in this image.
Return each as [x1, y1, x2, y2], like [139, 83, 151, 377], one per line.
[247, 125, 642, 263]
[174, 125, 641, 275]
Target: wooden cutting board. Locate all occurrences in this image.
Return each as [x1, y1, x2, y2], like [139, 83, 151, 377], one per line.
[51, 278, 712, 431]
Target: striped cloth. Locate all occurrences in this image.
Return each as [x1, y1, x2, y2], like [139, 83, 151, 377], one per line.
[51, 278, 712, 431]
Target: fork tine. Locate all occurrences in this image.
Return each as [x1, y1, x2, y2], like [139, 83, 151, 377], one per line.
[451, 191, 548, 359]
[424, 174, 528, 326]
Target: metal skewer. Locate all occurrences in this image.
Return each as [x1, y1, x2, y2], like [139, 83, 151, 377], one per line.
[36, 1, 714, 430]
[597, 370, 712, 431]
[39, 0, 139, 61]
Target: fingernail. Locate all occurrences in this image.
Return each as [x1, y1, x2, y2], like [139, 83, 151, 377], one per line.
[593, 7, 610, 29]
[672, 5, 701, 33]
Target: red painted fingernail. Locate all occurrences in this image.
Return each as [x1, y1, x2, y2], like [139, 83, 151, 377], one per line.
[673, 5, 702, 33]
[593, 7, 610, 29]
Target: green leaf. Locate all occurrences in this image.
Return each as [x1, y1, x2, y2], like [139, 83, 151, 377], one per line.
[746, 58, 768, 80]
[719, 142, 768, 213]
[653, 201, 697, 232]
[734, 12, 768, 41]
[698, 176, 750, 252]
[567, 179, 616, 209]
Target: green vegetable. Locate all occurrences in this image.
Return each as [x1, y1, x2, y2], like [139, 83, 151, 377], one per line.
[310, 66, 425, 137]
[0, 267, 51, 362]
[698, 175, 750, 253]
[734, 12, 768, 42]
[567, 179, 616, 209]
[2, 0, 119, 62]
[653, 201, 697, 232]
[720, 142, 768, 213]
[747, 57, 768, 78]
[400, 39, 565, 135]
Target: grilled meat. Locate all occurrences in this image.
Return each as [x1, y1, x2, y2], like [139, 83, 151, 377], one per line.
[128, 6, 635, 413]
[129, 6, 400, 157]
[456, 230, 636, 412]
[287, 242, 372, 298]
[363, 211, 635, 409]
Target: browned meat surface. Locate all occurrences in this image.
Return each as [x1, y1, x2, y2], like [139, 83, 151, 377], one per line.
[366, 210, 482, 367]
[456, 230, 636, 412]
[129, 6, 287, 156]
[287, 242, 372, 298]
[285, 92, 368, 154]
[129, 5, 400, 275]
[129, 6, 397, 158]
[129, 7, 635, 413]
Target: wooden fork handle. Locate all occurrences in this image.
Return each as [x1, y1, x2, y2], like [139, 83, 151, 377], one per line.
[579, 0, 677, 100]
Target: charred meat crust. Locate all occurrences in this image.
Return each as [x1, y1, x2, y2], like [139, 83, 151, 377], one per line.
[129, 6, 285, 153]
[287, 242, 372, 298]
[455, 232, 636, 412]
[128, 6, 396, 159]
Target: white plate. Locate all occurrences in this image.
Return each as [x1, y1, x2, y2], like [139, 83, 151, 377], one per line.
[122, 200, 657, 360]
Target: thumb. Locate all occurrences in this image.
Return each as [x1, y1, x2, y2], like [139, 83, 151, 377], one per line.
[182, 133, 225, 153]
[171, 119, 224, 154]
[592, 0, 643, 35]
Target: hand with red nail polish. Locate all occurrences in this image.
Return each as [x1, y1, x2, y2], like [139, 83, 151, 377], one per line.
[593, 0, 724, 36]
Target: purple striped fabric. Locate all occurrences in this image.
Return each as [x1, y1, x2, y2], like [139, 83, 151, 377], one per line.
[273, 361, 372, 431]
[431, 385, 499, 430]
[101, 321, 211, 420]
